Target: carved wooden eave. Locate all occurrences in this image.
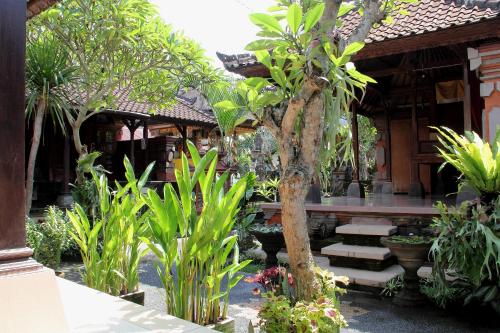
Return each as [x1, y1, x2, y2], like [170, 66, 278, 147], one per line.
[27, 0, 59, 19]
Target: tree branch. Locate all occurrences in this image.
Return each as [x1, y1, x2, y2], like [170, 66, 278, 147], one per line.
[341, 0, 387, 50]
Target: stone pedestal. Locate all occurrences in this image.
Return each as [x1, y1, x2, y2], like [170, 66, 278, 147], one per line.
[347, 181, 365, 198]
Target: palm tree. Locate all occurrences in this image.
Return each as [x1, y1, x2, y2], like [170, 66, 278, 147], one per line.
[201, 80, 249, 163]
[25, 35, 76, 214]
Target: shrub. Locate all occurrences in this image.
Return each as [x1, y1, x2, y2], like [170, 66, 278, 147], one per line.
[26, 206, 68, 269]
[142, 141, 251, 325]
[67, 157, 154, 296]
[256, 267, 348, 333]
[426, 199, 500, 313]
[433, 126, 500, 204]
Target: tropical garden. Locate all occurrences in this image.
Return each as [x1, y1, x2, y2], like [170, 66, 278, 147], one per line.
[23, 0, 500, 332]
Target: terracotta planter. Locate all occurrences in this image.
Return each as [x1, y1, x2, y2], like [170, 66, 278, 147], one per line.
[119, 290, 145, 306]
[250, 230, 285, 268]
[206, 317, 235, 333]
[381, 237, 431, 307]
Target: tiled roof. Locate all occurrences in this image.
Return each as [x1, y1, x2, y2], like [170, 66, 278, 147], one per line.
[27, 0, 59, 19]
[111, 89, 217, 125]
[218, 0, 499, 70]
[67, 87, 217, 126]
[340, 0, 498, 43]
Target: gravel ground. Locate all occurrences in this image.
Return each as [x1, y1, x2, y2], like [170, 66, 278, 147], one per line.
[60, 258, 499, 333]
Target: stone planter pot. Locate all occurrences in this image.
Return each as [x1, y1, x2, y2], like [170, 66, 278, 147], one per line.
[119, 290, 145, 306]
[206, 317, 235, 333]
[381, 237, 431, 307]
[250, 230, 285, 268]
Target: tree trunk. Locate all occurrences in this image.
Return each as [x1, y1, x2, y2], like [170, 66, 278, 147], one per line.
[72, 122, 85, 157]
[279, 168, 320, 300]
[25, 99, 46, 215]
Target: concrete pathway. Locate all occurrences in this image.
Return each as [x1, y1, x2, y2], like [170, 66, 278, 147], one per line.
[60, 258, 499, 333]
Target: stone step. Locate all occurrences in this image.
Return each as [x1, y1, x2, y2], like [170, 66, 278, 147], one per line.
[336, 224, 397, 236]
[351, 217, 392, 225]
[327, 265, 405, 288]
[321, 243, 392, 260]
[276, 252, 403, 288]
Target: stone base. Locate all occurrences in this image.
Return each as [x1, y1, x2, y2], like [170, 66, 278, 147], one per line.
[0, 268, 69, 333]
[56, 193, 74, 208]
[381, 181, 393, 195]
[306, 184, 322, 203]
[347, 181, 365, 198]
[408, 182, 425, 198]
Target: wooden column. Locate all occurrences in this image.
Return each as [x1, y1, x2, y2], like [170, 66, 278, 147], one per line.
[142, 120, 149, 164]
[347, 102, 364, 198]
[463, 60, 472, 132]
[0, 0, 41, 272]
[409, 76, 424, 197]
[176, 125, 188, 153]
[123, 118, 141, 168]
[63, 136, 70, 193]
[381, 108, 393, 194]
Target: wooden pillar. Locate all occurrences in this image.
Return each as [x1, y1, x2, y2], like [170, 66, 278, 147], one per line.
[143, 120, 149, 164]
[0, 0, 42, 273]
[176, 125, 188, 153]
[123, 118, 141, 168]
[381, 108, 393, 194]
[347, 102, 364, 198]
[63, 136, 70, 193]
[409, 76, 424, 197]
[463, 60, 472, 132]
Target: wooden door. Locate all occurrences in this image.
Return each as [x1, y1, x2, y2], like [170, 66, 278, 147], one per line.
[391, 119, 411, 193]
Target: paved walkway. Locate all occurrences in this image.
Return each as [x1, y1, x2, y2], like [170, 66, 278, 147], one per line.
[60, 257, 498, 333]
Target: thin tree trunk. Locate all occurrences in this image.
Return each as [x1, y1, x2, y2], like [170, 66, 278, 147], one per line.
[279, 169, 319, 300]
[25, 99, 46, 215]
[72, 122, 84, 157]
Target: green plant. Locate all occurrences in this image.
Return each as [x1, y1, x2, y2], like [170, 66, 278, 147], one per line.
[256, 178, 280, 202]
[385, 235, 433, 245]
[71, 151, 109, 218]
[426, 199, 500, 313]
[234, 172, 258, 251]
[257, 267, 347, 333]
[433, 126, 500, 203]
[26, 206, 69, 269]
[381, 275, 404, 297]
[67, 157, 154, 296]
[25, 33, 76, 214]
[142, 141, 251, 325]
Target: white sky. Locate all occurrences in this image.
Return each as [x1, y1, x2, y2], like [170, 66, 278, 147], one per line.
[150, 0, 275, 68]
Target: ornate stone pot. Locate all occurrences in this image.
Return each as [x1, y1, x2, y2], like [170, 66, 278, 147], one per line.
[250, 229, 285, 268]
[381, 237, 431, 306]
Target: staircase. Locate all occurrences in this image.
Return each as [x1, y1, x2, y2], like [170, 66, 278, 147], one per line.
[320, 220, 404, 289]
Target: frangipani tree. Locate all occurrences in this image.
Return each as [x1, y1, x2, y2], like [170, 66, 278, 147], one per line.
[217, 0, 411, 299]
[31, 0, 217, 161]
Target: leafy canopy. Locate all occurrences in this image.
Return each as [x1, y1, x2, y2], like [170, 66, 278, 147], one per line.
[31, 0, 218, 118]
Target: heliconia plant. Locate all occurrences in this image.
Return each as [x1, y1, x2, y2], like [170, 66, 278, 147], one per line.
[67, 156, 154, 296]
[141, 141, 251, 325]
[433, 126, 500, 204]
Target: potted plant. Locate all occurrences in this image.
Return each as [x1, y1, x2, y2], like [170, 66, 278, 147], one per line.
[68, 157, 154, 305]
[142, 142, 250, 331]
[250, 223, 286, 268]
[381, 235, 433, 306]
